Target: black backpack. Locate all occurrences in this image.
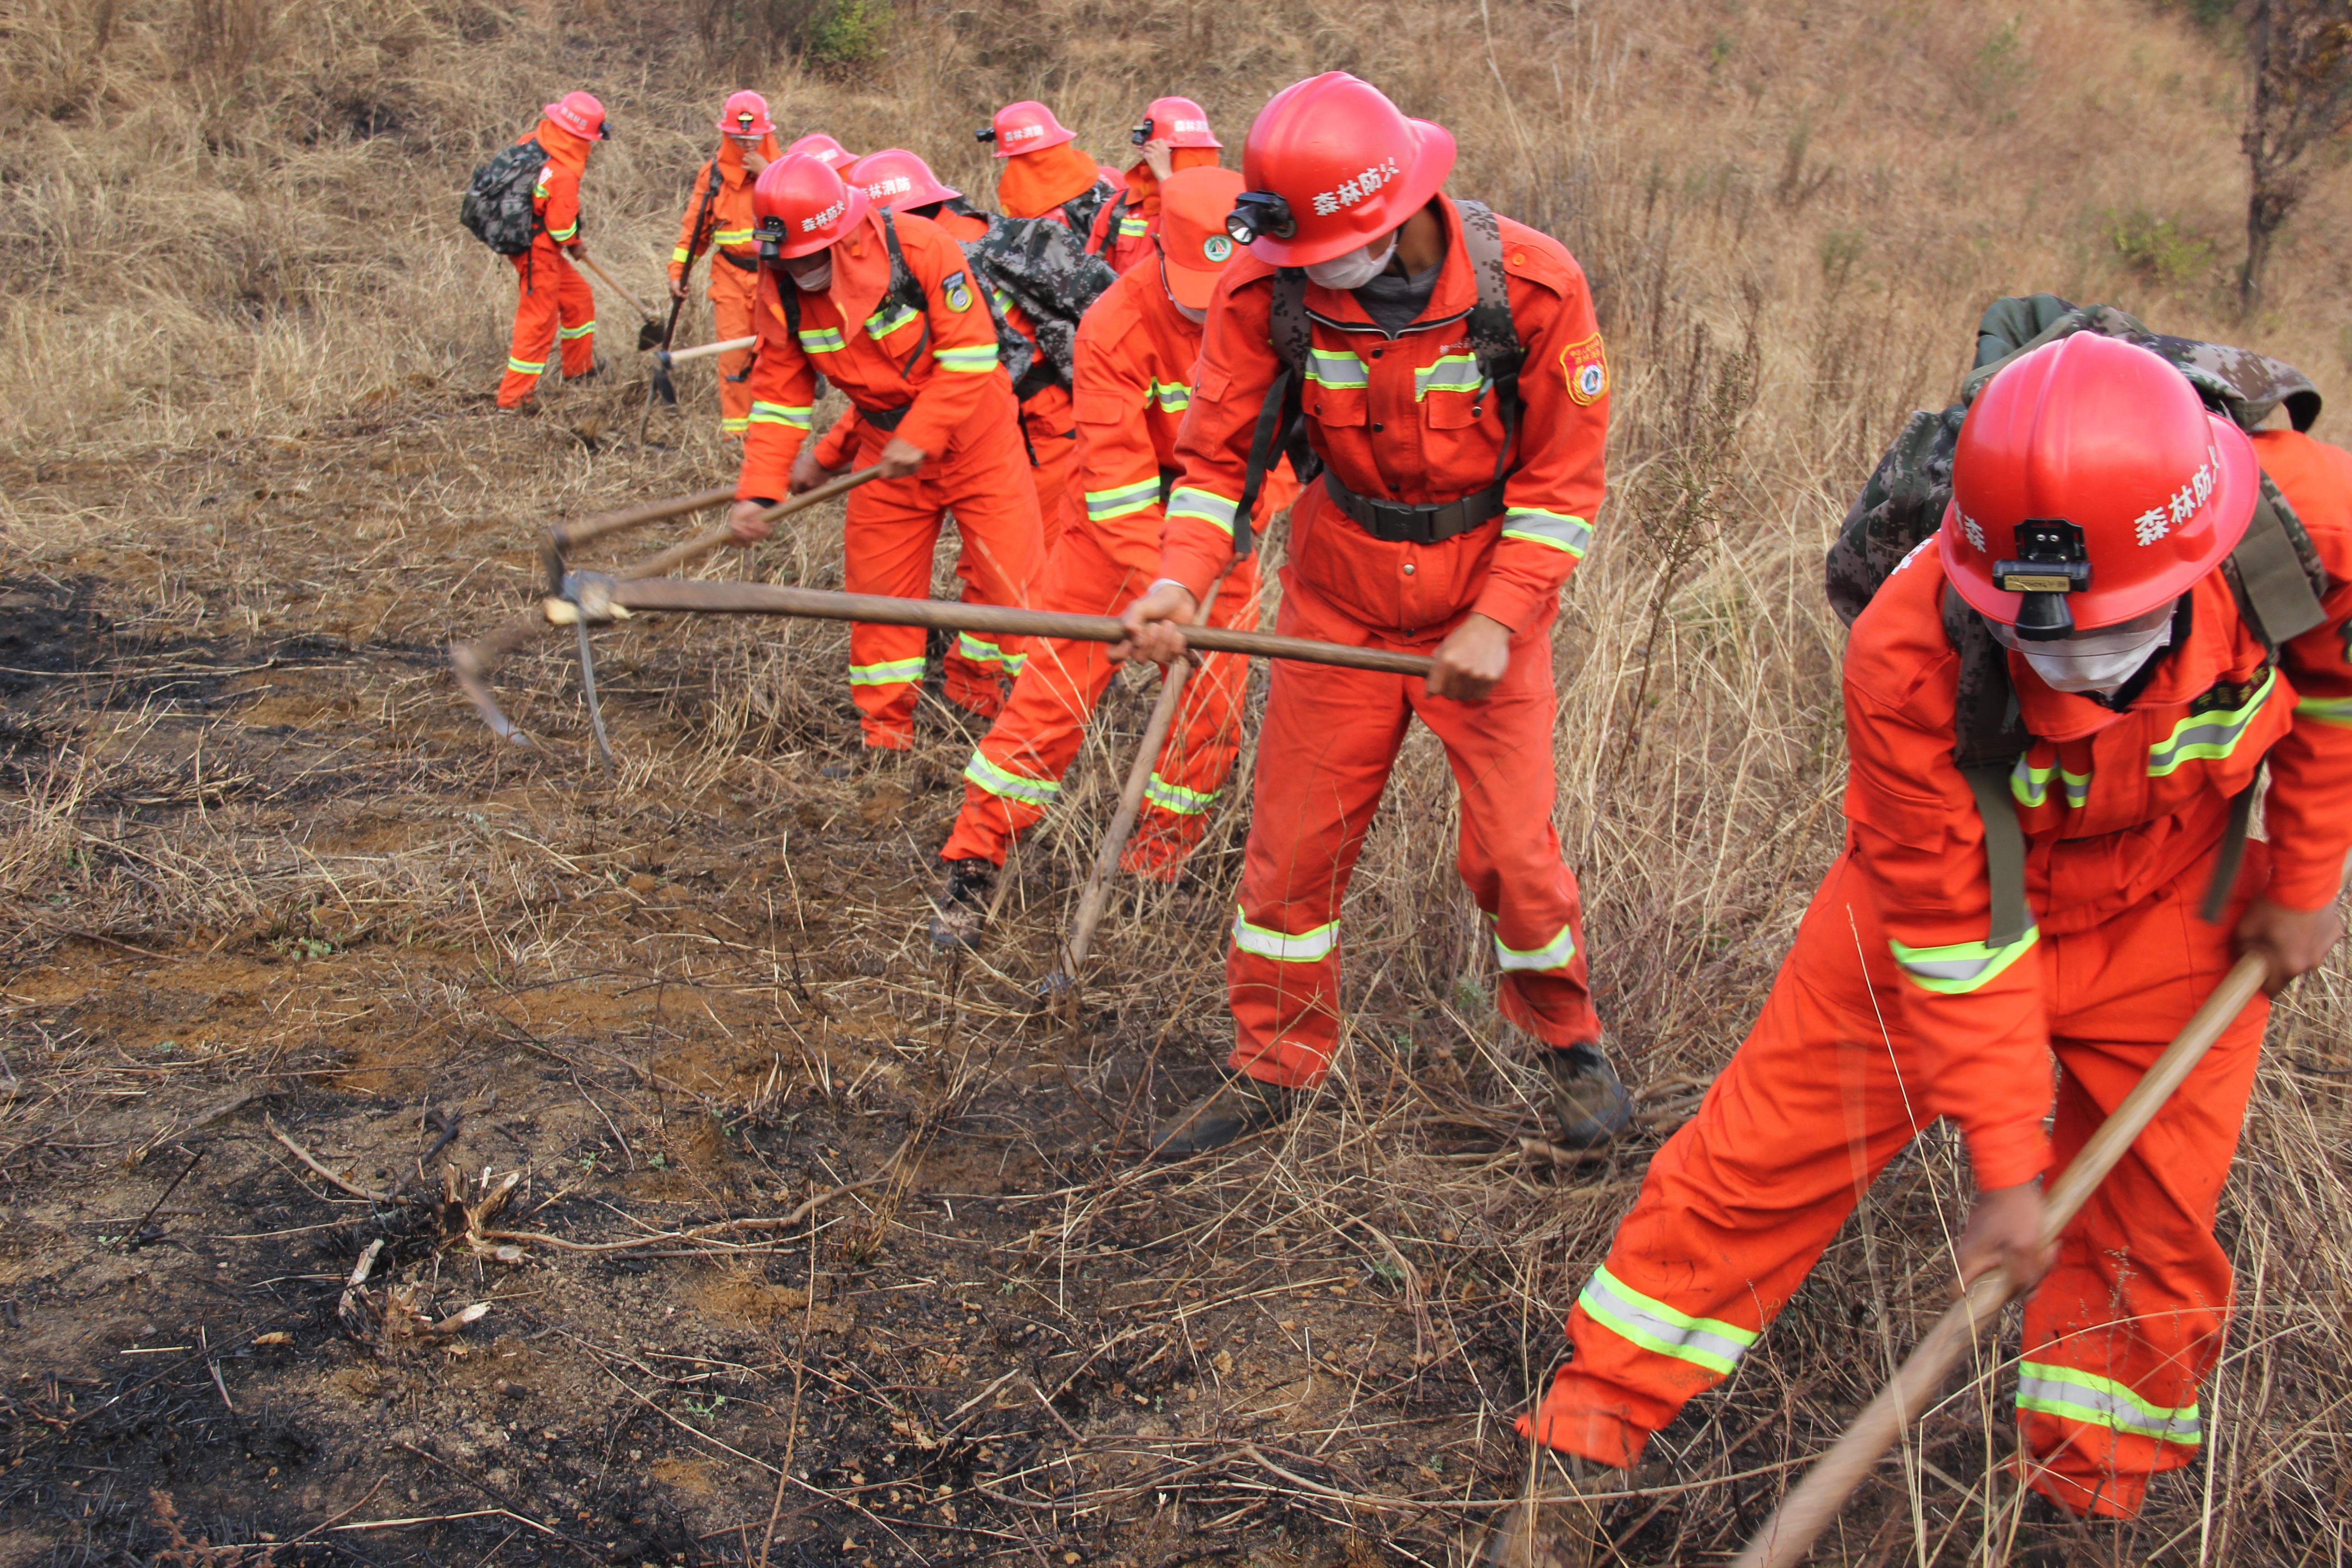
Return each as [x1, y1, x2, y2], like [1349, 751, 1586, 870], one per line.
[1828, 294, 2330, 941]
[461, 139, 546, 256]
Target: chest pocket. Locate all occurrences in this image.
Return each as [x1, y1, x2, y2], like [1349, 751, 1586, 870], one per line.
[1074, 387, 1129, 426]
[1417, 352, 1490, 431]
[1303, 348, 1369, 427]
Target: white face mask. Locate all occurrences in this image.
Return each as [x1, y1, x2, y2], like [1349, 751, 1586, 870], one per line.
[1991, 604, 2175, 696]
[785, 256, 832, 292]
[1303, 232, 1398, 290]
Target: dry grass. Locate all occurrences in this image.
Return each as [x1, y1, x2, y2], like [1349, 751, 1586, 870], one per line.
[2, 0, 2351, 1564]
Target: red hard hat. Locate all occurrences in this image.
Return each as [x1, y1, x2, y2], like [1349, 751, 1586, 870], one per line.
[1941, 333, 2258, 633]
[848, 148, 960, 210]
[986, 100, 1078, 158]
[543, 90, 610, 142]
[785, 132, 857, 170]
[1232, 74, 1453, 265]
[716, 90, 774, 137]
[1141, 96, 1220, 149]
[751, 154, 871, 260]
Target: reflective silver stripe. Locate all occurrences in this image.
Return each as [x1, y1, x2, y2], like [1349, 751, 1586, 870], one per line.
[1494, 921, 1576, 972]
[2296, 693, 2352, 729]
[1500, 509, 1592, 558]
[2011, 759, 2056, 809]
[749, 402, 812, 428]
[1414, 353, 1484, 399]
[865, 301, 921, 338]
[506, 356, 546, 374]
[799, 328, 846, 353]
[932, 344, 999, 373]
[1143, 774, 1216, 815]
[1231, 911, 1337, 962]
[1167, 487, 1239, 535]
[559, 320, 596, 340]
[1577, 1266, 1755, 1377]
[1149, 379, 1191, 413]
[2146, 671, 2275, 777]
[956, 632, 1015, 668]
[1305, 350, 1368, 389]
[2016, 1362, 2200, 1445]
[1888, 925, 2040, 995]
[847, 657, 925, 686]
[963, 752, 1058, 808]
[1086, 478, 1161, 521]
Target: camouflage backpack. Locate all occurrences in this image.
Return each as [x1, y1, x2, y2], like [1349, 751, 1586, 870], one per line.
[461, 138, 546, 256]
[1827, 293, 2329, 941]
[946, 198, 1117, 398]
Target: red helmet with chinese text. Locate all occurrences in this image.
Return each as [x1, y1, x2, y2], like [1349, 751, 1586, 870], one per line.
[716, 90, 774, 137]
[751, 154, 870, 260]
[980, 100, 1078, 158]
[849, 148, 960, 211]
[1134, 96, 1220, 149]
[543, 90, 610, 141]
[1225, 74, 1454, 265]
[784, 132, 857, 169]
[1940, 333, 2259, 638]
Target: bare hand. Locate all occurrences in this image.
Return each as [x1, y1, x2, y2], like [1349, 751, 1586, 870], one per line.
[568, 242, 588, 262]
[1426, 613, 1512, 701]
[2234, 896, 2344, 996]
[1111, 581, 1198, 666]
[788, 449, 841, 496]
[1954, 1180, 2051, 1296]
[875, 435, 928, 481]
[668, 275, 689, 301]
[729, 498, 775, 545]
[1141, 138, 1175, 183]
[743, 151, 769, 176]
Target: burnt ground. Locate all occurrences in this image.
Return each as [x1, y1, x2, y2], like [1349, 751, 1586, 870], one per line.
[2, 373, 2323, 1568]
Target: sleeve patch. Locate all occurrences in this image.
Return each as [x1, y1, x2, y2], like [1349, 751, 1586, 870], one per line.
[941, 270, 974, 313]
[1562, 333, 1608, 405]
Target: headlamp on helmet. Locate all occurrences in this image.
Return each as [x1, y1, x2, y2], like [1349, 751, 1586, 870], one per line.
[1994, 519, 2092, 641]
[974, 125, 996, 143]
[1130, 116, 1155, 146]
[1225, 191, 1294, 246]
[754, 215, 787, 263]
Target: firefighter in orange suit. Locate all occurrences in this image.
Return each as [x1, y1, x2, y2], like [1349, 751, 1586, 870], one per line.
[498, 91, 607, 408]
[1116, 74, 1619, 1158]
[982, 100, 1118, 237]
[726, 155, 1044, 753]
[1519, 334, 2352, 1523]
[666, 91, 782, 439]
[1086, 96, 1224, 275]
[930, 168, 1298, 942]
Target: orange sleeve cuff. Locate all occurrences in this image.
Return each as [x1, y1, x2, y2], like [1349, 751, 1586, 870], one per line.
[1964, 1118, 2054, 1195]
[2259, 851, 2350, 912]
[1157, 519, 1234, 607]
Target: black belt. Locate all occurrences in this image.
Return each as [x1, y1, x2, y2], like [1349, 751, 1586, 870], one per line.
[1322, 469, 1503, 544]
[717, 249, 759, 272]
[861, 403, 911, 432]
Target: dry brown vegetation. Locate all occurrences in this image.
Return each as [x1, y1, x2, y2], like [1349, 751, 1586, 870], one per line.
[4, 0, 2351, 1564]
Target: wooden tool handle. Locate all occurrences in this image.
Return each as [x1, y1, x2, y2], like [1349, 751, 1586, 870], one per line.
[660, 335, 758, 367]
[1732, 951, 2269, 1568]
[551, 487, 738, 553]
[575, 252, 656, 320]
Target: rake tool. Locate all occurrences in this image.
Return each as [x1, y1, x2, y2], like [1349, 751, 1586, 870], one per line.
[573, 252, 666, 351]
[1731, 949, 2269, 1568]
[448, 469, 880, 750]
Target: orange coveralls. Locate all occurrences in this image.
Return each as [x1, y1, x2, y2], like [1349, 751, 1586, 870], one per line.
[809, 203, 1073, 714]
[1083, 150, 1222, 275]
[941, 258, 1298, 877]
[735, 211, 1043, 750]
[1159, 196, 1610, 1088]
[498, 120, 596, 407]
[667, 135, 782, 438]
[1526, 429, 2352, 1518]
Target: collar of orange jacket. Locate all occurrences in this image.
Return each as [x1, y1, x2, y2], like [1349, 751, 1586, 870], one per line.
[532, 120, 592, 174]
[1122, 146, 1220, 217]
[2009, 568, 2264, 742]
[998, 140, 1099, 219]
[822, 209, 893, 330]
[1297, 193, 1464, 330]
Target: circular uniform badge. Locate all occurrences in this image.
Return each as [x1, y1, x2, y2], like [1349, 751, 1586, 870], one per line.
[1202, 234, 1233, 263]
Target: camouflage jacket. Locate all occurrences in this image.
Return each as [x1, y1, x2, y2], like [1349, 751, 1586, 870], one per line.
[946, 197, 1118, 392]
[1058, 177, 1117, 246]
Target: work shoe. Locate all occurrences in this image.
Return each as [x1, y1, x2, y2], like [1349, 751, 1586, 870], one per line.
[1541, 1043, 1633, 1150]
[1465, 1459, 1615, 1568]
[928, 857, 997, 950]
[1147, 1074, 1296, 1160]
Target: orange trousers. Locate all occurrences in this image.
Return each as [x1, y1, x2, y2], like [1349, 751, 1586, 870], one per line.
[841, 416, 1041, 749]
[1018, 383, 1077, 559]
[1525, 844, 2269, 1519]
[941, 384, 1076, 715]
[499, 243, 596, 407]
[940, 523, 1258, 877]
[709, 275, 758, 438]
[1227, 574, 1599, 1089]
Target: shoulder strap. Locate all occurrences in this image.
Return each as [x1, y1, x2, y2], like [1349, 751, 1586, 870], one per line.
[1450, 198, 1524, 485]
[1234, 270, 1317, 563]
[1269, 268, 1312, 375]
[879, 211, 935, 378]
[2226, 475, 2329, 652]
[1941, 583, 2035, 948]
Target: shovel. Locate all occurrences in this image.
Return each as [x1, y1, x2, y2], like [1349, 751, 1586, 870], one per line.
[573, 252, 666, 351]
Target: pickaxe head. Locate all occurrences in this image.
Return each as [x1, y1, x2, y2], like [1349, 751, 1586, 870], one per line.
[636, 317, 665, 352]
[650, 349, 678, 407]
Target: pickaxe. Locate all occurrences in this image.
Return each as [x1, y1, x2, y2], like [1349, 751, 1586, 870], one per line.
[572, 252, 667, 352]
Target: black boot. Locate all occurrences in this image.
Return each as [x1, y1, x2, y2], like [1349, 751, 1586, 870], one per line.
[1542, 1043, 1633, 1150]
[1147, 1075, 1295, 1160]
[928, 857, 997, 949]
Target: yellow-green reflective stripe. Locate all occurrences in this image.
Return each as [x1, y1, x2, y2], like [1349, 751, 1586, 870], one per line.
[933, 344, 999, 372]
[1086, 478, 1161, 521]
[1414, 354, 1484, 400]
[1501, 510, 1592, 558]
[799, 328, 846, 353]
[548, 221, 578, 241]
[1305, 350, 1367, 389]
[506, 356, 545, 374]
[713, 228, 754, 244]
[2147, 671, 2275, 777]
[534, 182, 549, 199]
[1168, 486, 1238, 536]
[748, 402, 812, 428]
[1143, 774, 1216, 815]
[2063, 769, 2090, 808]
[847, 657, 925, 686]
[1149, 380, 1191, 413]
[2016, 1362, 2200, 1445]
[2296, 693, 2352, 728]
[1119, 216, 1150, 236]
[559, 320, 596, 339]
[866, 301, 921, 338]
[956, 632, 1019, 669]
[963, 752, 1058, 808]
[2011, 759, 2092, 810]
[671, 245, 693, 263]
[991, 287, 1014, 315]
[721, 417, 748, 433]
[1231, 911, 1337, 963]
[1888, 924, 2040, 995]
[1494, 920, 1576, 972]
[1578, 1266, 1755, 1377]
